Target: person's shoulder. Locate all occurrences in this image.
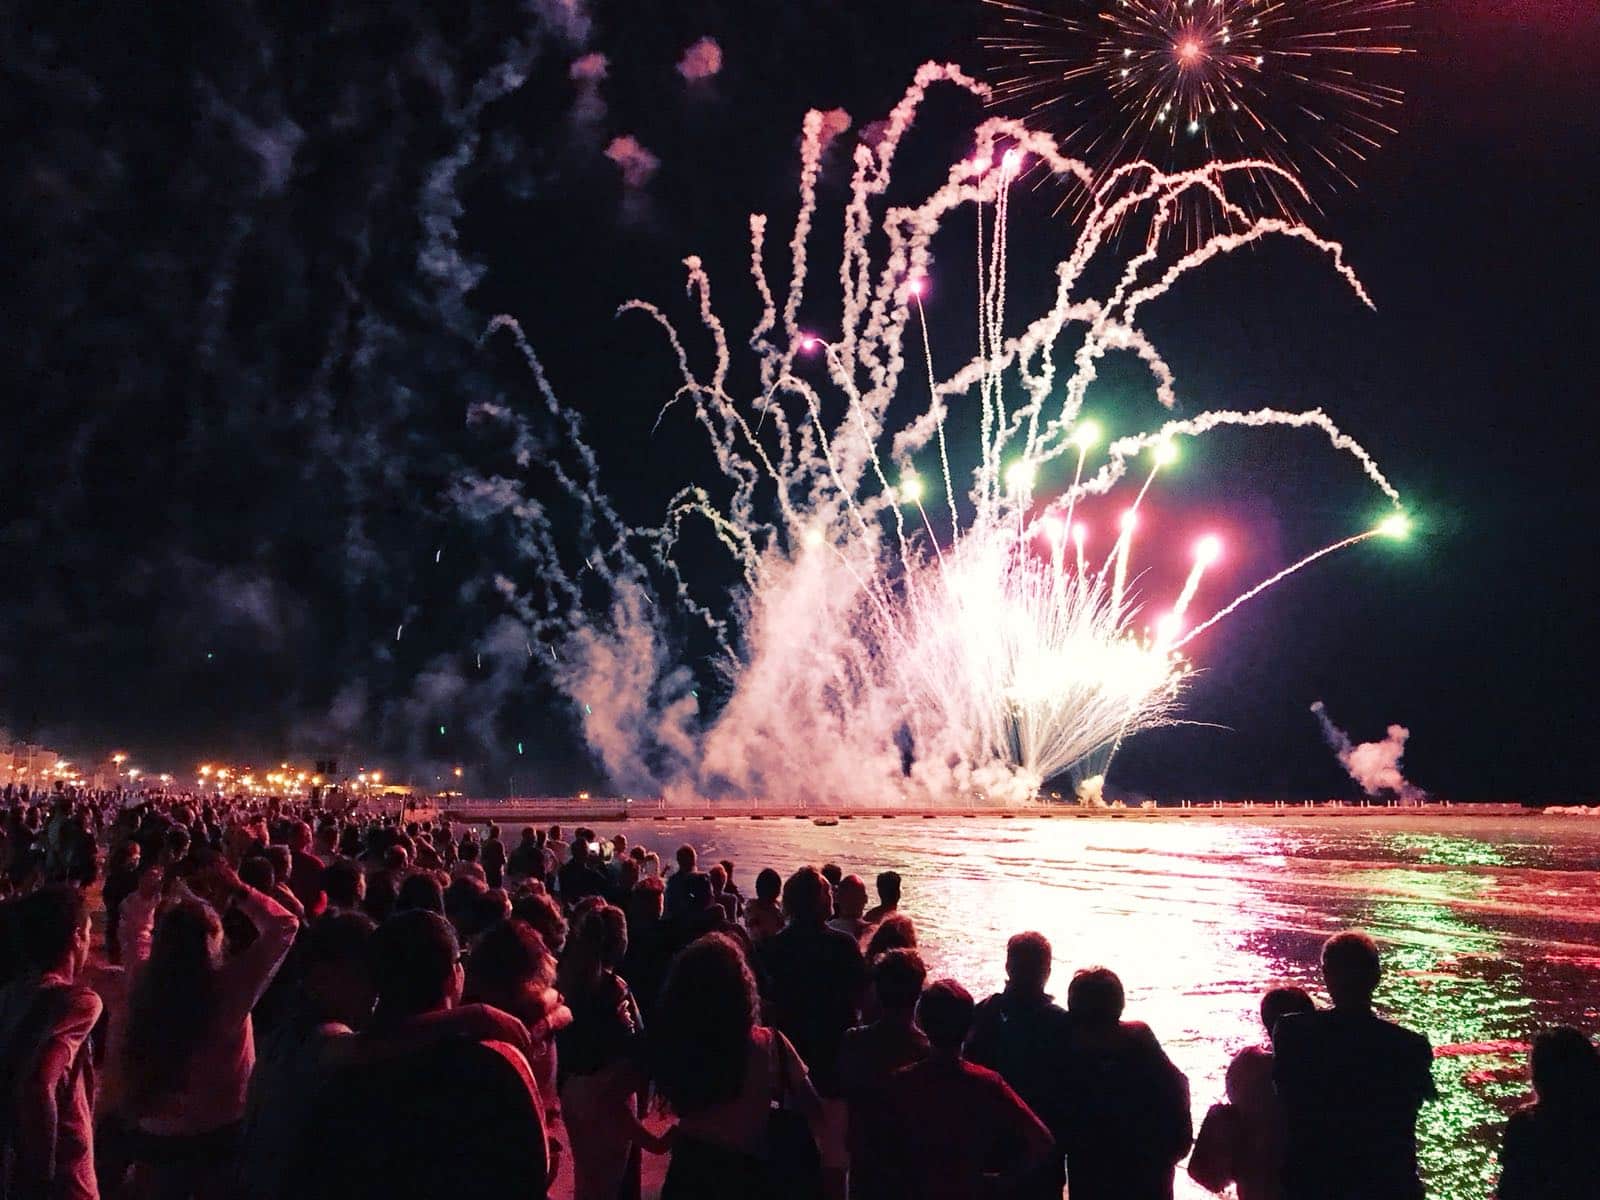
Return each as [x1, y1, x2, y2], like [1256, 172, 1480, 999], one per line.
[1372, 1013, 1431, 1054]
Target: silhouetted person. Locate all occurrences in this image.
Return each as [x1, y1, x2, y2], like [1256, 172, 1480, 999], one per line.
[967, 932, 1076, 1199]
[1189, 986, 1316, 1200]
[481, 822, 507, 889]
[839, 949, 930, 1200]
[559, 836, 608, 906]
[757, 866, 866, 1199]
[1496, 1026, 1600, 1200]
[653, 932, 824, 1200]
[744, 868, 784, 941]
[664, 844, 701, 919]
[876, 979, 1053, 1199]
[827, 875, 870, 941]
[507, 826, 544, 882]
[1273, 931, 1435, 1200]
[862, 871, 901, 926]
[1060, 966, 1192, 1200]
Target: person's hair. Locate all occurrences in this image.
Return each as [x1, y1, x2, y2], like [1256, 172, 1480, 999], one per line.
[675, 844, 696, 870]
[458, 838, 481, 864]
[164, 826, 191, 858]
[547, 825, 562, 839]
[653, 933, 759, 1114]
[706, 863, 727, 890]
[363, 869, 400, 925]
[301, 909, 377, 969]
[1530, 1026, 1600, 1110]
[371, 910, 460, 1017]
[628, 876, 665, 924]
[383, 844, 409, 872]
[123, 897, 224, 1106]
[1066, 966, 1126, 1026]
[1005, 931, 1053, 993]
[444, 875, 488, 933]
[782, 866, 831, 925]
[871, 948, 927, 1013]
[322, 859, 365, 908]
[917, 979, 975, 1050]
[471, 887, 513, 936]
[835, 875, 868, 919]
[820, 863, 843, 888]
[520, 826, 537, 842]
[754, 867, 782, 902]
[556, 904, 628, 997]
[1321, 931, 1382, 1002]
[486, 823, 500, 841]
[238, 855, 276, 894]
[1260, 985, 1316, 1033]
[512, 888, 568, 955]
[467, 918, 555, 1004]
[13, 885, 88, 971]
[396, 871, 445, 915]
[875, 871, 902, 905]
[864, 914, 917, 960]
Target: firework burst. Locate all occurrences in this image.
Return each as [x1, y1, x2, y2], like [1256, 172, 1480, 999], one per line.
[983, 0, 1414, 222]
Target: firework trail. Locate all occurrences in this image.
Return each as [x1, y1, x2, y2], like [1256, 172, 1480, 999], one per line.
[494, 63, 1405, 805]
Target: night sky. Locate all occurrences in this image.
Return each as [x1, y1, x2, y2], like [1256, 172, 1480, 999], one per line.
[4, 1, 1597, 800]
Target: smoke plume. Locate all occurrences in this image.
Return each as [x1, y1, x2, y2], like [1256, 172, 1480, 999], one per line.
[1310, 701, 1426, 804]
[676, 37, 724, 82]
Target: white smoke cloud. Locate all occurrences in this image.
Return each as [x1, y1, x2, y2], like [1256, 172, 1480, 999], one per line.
[569, 51, 607, 82]
[676, 37, 723, 82]
[1310, 700, 1426, 804]
[605, 135, 659, 188]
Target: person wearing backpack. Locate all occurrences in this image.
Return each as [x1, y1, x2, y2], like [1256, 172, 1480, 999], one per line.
[0, 885, 102, 1199]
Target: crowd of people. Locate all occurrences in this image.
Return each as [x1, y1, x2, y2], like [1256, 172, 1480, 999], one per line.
[2, 784, 1598, 1199]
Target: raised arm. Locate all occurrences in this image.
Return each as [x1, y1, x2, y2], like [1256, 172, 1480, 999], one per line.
[216, 869, 300, 1019]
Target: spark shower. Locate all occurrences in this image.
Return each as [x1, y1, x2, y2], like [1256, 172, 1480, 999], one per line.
[482, 62, 1406, 806]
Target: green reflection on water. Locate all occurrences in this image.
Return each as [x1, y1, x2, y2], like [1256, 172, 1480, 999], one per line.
[1361, 836, 1530, 1200]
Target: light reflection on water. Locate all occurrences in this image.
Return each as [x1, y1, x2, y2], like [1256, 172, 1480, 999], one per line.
[567, 814, 1600, 1200]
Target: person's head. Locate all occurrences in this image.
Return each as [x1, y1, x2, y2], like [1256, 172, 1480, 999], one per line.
[547, 824, 562, 841]
[612, 834, 627, 855]
[371, 910, 462, 1019]
[443, 875, 489, 937]
[288, 821, 313, 853]
[1067, 966, 1126, 1028]
[654, 933, 759, 1114]
[1320, 931, 1382, 1007]
[875, 870, 902, 909]
[458, 837, 481, 864]
[520, 826, 538, 845]
[1005, 931, 1053, 995]
[918, 979, 975, 1052]
[1259, 985, 1316, 1035]
[14, 885, 91, 977]
[486, 822, 500, 842]
[1530, 1027, 1600, 1110]
[135, 856, 165, 897]
[569, 835, 591, 863]
[821, 863, 843, 890]
[629, 845, 646, 864]
[675, 844, 696, 873]
[124, 896, 226, 1104]
[616, 856, 641, 892]
[466, 917, 557, 1027]
[300, 910, 378, 1028]
[864, 913, 917, 961]
[628, 876, 665, 925]
[558, 903, 629, 994]
[871, 948, 927, 1017]
[322, 859, 366, 909]
[835, 874, 868, 920]
[238, 855, 276, 895]
[754, 867, 782, 903]
[782, 866, 833, 925]
[265, 844, 293, 883]
[162, 825, 190, 864]
[383, 844, 409, 873]
[396, 871, 445, 915]
[512, 887, 569, 955]
[706, 863, 728, 893]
